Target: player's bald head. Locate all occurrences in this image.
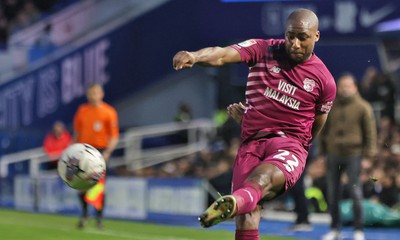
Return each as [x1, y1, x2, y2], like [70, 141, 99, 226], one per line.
[286, 8, 319, 31]
[284, 8, 320, 63]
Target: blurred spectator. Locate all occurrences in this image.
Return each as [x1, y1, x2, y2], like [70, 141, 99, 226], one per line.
[172, 102, 193, 144]
[0, 11, 8, 49]
[375, 73, 396, 121]
[8, 0, 40, 34]
[306, 155, 329, 207]
[389, 126, 400, 154]
[35, 23, 53, 47]
[217, 115, 241, 147]
[42, 120, 72, 170]
[205, 155, 232, 180]
[360, 67, 396, 122]
[395, 175, 400, 210]
[192, 148, 214, 178]
[287, 154, 314, 231]
[214, 103, 241, 148]
[320, 73, 377, 240]
[213, 105, 229, 127]
[22, 0, 40, 23]
[343, 165, 379, 203]
[1, 0, 23, 21]
[360, 66, 379, 101]
[207, 155, 233, 205]
[378, 173, 398, 208]
[174, 102, 192, 123]
[0, 0, 63, 47]
[360, 161, 379, 200]
[29, 22, 55, 62]
[377, 116, 394, 148]
[8, 10, 30, 34]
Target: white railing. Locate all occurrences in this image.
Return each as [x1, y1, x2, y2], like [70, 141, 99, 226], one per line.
[121, 119, 216, 170]
[0, 119, 217, 178]
[0, 148, 47, 178]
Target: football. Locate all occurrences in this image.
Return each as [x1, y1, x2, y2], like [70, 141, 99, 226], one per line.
[57, 143, 106, 190]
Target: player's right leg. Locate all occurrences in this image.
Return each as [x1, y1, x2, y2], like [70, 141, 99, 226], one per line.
[199, 162, 285, 228]
[199, 162, 286, 237]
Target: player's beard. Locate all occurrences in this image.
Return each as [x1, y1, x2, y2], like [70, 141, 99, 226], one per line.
[287, 49, 308, 63]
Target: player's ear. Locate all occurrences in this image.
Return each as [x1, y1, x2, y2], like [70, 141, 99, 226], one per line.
[315, 30, 320, 42]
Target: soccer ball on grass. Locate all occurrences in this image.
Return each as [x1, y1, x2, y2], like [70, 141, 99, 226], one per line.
[57, 143, 106, 190]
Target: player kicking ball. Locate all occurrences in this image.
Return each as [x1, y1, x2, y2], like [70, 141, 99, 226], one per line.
[173, 8, 336, 240]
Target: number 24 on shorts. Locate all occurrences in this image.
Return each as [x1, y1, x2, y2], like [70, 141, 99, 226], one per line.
[272, 149, 299, 172]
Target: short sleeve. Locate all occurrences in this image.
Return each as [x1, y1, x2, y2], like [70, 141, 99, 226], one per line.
[230, 39, 271, 66]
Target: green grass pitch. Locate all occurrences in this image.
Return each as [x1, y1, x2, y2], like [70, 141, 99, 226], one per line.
[0, 209, 297, 240]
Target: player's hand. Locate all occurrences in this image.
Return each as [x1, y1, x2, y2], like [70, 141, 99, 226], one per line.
[173, 51, 196, 70]
[227, 102, 245, 124]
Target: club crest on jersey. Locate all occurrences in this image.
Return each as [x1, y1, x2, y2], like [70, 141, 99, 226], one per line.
[269, 66, 281, 73]
[237, 39, 257, 48]
[303, 78, 315, 92]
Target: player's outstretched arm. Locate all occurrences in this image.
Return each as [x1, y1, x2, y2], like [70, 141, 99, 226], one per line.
[227, 102, 245, 124]
[173, 46, 241, 70]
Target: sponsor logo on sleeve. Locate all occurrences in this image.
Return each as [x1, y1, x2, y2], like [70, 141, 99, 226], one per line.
[321, 101, 333, 113]
[238, 39, 257, 48]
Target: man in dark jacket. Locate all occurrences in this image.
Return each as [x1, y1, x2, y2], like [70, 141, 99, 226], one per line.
[320, 73, 377, 240]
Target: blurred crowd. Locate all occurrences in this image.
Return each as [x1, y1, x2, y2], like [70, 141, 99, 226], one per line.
[0, 0, 72, 49]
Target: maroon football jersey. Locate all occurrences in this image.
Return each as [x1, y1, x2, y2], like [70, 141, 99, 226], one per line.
[231, 39, 336, 147]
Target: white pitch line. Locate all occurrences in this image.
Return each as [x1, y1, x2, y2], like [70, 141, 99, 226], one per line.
[85, 228, 196, 240]
[0, 217, 196, 240]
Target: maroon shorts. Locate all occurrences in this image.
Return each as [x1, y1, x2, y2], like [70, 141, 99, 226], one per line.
[232, 136, 308, 193]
